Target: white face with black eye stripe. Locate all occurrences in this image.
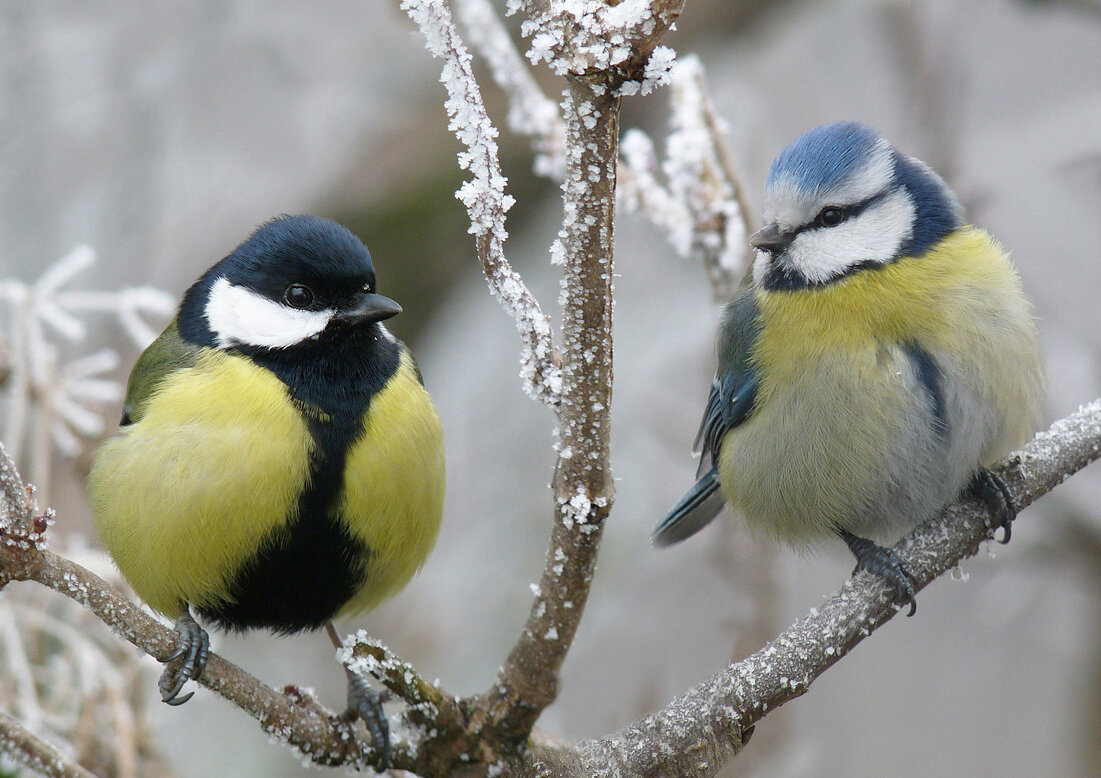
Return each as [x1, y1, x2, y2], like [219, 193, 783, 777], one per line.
[753, 138, 917, 288]
[204, 276, 336, 349]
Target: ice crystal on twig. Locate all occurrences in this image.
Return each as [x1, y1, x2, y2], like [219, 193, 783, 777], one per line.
[455, 0, 566, 178]
[620, 55, 753, 300]
[0, 246, 174, 497]
[402, 0, 562, 407]
[454, 7, 746, 299]
[512, 0, 683, 94]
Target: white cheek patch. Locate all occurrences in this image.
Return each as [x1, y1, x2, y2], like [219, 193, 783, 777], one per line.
[205, 276, 334, 349]
[785, 188, 915, 284]
[752, 250, 772, 287]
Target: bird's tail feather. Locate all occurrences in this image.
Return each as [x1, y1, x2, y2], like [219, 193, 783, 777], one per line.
[652, 467, 726, 547]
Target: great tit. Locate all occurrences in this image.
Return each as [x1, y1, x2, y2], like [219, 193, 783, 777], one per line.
[654, 122, 1045, 613]
[89, 215, 445, 768]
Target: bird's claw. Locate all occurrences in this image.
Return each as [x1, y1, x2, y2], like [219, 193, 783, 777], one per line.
[969, 468, 1017, 544]
[343, 665, 391, 772]
[159, 609, 209, 705]
[839, 529, 917, 616]
[162, 688, 194, 706]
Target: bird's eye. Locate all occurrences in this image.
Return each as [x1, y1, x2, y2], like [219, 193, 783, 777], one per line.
[283, 284, 315, 309]
[817, 206, 846, 227]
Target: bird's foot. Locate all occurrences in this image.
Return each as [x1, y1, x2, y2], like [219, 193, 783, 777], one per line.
[158, 609, 209, 706]
[968, 468, 1017, 544]
[341, 665, 391, 772]
[838, 529, 917, 616]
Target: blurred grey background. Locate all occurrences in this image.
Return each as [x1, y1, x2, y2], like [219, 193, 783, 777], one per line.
[1, 1, 1099, 776]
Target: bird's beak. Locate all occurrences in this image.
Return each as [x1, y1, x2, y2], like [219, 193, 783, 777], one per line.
[337, 291, 403, 325]
[749, 223, 794, 254]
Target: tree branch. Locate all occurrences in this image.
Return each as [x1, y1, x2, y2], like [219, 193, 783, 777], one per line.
[509, 399, 1101, 776]
[0, 711, 97, 778]
[26, 550, 361, 767]
[401, 0, 562, 408]
[402, 0, 650, 761]
[476, 77, 621, 746]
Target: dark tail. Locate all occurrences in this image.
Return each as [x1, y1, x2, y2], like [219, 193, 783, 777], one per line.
[652, 467, 726, 547]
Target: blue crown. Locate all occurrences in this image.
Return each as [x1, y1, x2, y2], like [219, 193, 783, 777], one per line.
[767, 121, 880, 194]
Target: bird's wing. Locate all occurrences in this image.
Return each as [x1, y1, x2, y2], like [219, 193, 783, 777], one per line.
[693, 365, 759, 478]
[120, 319, 202, 426]
[695, 283, 761, 474]
[653, 284, 761, 547]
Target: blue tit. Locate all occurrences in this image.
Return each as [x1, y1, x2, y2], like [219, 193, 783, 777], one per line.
[654, 122, 1044, 614]
[89, 215, 445, 767]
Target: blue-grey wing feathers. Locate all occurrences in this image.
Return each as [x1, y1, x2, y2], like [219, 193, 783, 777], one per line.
[694, 369, 759, 477]
[653, 284, 761, 547]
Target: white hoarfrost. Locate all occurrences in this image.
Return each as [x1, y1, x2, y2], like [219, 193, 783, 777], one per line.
[619, 55, 751, 296]
[513, 0, 674, 93]
[0, 245, 174, 498]
[402, 0, 562, 407]
[454, 0, 565, 177]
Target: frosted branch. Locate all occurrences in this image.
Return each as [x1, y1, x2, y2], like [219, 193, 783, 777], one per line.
[402, 0, 562, 408]
[620, 55, 754, 300]
[0, 439, 35, 538]
[21, 556, 363, 768]
[454, 0, 565, 178]
[0, 246, 173, 496]
[512, 400, 1101, 776]
[514, 0, 684, 92]
[475, 76, 621, 754]
[459, 9, 750, 300]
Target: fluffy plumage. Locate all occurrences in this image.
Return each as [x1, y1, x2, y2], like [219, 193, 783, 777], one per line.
[92, 215, 444, 633]
[89, 217, 444, 762]
[655, 122, 1044, 610]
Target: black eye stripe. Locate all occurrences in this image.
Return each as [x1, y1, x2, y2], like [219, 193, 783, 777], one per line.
[791, 187, 895, 238]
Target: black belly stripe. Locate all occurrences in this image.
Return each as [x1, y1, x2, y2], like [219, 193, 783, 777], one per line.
[901, 340, 949, 440]
[196, 325, 402, 634]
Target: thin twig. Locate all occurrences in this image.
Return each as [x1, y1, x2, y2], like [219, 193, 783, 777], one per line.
[0, 711, 97, 778]
[401, 0, 562, 408]
[453, 0, 565, 178]
[477, 78, 621, 744]
[618, 56, 752, 301]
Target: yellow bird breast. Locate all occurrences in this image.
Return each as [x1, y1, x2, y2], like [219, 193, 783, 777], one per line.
[89, 348, 445, 625]
[719, 227, 1044, 545]
[90, 350, 315, 617]
[337, 351, 446, 616]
